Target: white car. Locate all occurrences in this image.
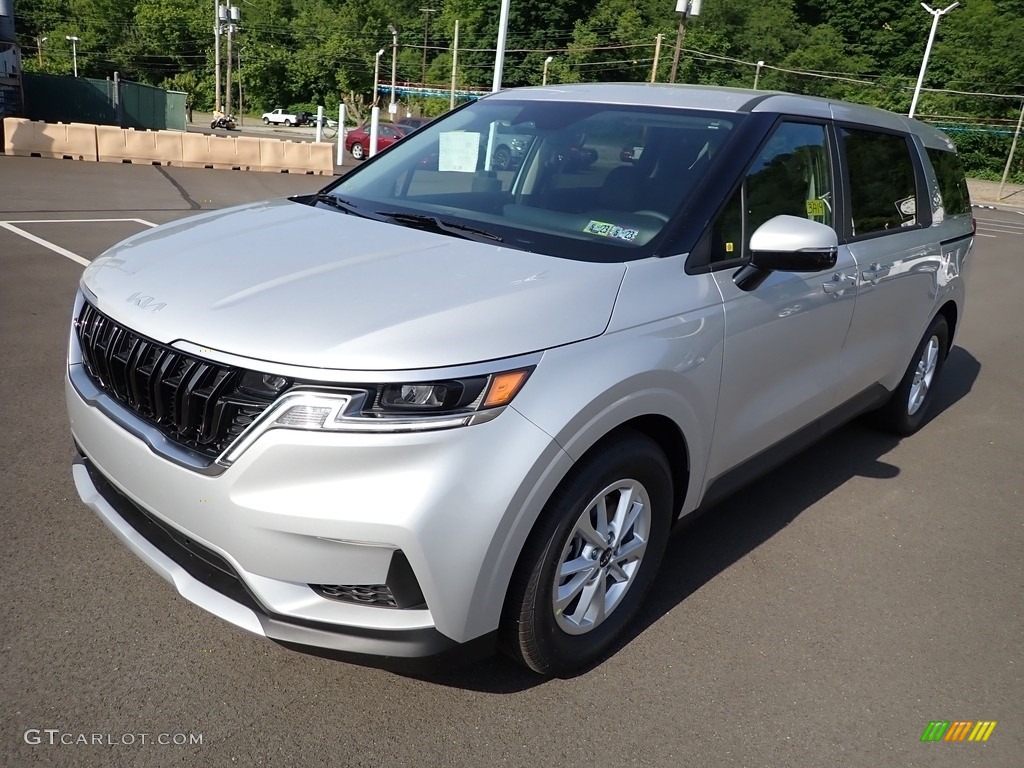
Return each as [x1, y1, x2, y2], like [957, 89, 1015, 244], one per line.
[67, 84, 973, 675]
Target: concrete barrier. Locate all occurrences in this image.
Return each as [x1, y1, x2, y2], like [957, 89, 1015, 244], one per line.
[259, 138, 334, 174]
[181, 132, 231, 169]
[3, 118, 98, 160]
[96, 126, 184, 166]
[180, 132, 265, 170]
[3, 117, 335, 175]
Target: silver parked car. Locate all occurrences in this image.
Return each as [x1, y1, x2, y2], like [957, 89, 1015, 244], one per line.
[67, 84, 974, 675]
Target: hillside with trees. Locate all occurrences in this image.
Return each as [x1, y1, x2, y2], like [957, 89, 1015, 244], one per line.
[14, 0, 1024, 178]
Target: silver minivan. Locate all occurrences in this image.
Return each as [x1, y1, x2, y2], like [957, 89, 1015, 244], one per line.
[67, 84, 974, 675]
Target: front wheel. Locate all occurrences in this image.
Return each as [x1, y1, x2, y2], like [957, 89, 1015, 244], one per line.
[872, 314, 949, 436]
[502, 430, 672, 675]
[263, 117, 270, 125]
[492, 145, 511, 170]
[350, 142, 365, 160]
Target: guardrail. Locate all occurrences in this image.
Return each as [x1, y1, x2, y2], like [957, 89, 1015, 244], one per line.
[3, 118, 334, 174]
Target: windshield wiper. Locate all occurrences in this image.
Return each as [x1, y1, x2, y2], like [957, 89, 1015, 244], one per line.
[377, 212, 503, 243]
[309, 193, 388, 221]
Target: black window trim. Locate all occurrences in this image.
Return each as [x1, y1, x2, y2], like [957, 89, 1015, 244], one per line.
[684, 113, 839, 275]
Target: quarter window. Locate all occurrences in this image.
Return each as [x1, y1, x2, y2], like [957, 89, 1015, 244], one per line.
[841, 128, 919, 236]
[710, 121, 833, 264]
[926, 148, 971, 216]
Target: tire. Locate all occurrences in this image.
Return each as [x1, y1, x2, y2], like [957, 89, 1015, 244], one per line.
[350, 142, 365, 160]
[502, 430, 672, 675]
[284, 119, 292, 126]
[211, 121, 218, 129]
[872, 314, 949, 436]
[493, 145, 512, 170]
[263, 117, 270, 125]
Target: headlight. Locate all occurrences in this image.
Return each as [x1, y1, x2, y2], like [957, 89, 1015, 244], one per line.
[219, 368, 533, 465]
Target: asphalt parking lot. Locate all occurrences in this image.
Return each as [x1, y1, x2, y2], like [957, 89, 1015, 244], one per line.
[1, 155, 1021, 767]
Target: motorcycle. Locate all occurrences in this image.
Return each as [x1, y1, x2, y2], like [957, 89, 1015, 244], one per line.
[210, 114, 237, 131]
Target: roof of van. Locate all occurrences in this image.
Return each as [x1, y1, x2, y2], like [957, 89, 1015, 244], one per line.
[486, 83, 956, 151]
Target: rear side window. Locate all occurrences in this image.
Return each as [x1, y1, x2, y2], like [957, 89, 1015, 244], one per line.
[841, 128, 919, 237]
[926, 148, 971, 216]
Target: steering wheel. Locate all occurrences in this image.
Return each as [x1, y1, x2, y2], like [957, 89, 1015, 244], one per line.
[633, 209, 670, 223]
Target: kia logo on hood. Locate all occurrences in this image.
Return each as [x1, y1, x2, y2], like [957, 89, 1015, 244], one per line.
[126, 292, 167, 312]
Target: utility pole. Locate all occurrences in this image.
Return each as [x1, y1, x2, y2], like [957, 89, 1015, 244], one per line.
[998, 100, 1024, 202]
[420, 8, 435, 86]
[669, 0, 701, 84]
[542, 55, 552, 86]
[650, 33, 662, 83]
[35, 36, 47, 67]
[214, 1, 224, 113]
[450, 19, 459, 110]
[753, 60, 764, 90]
[225, 4, 239, 116]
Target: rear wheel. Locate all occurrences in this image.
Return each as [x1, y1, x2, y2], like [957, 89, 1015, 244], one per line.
[284, 119, 292, 127]
[872, 314, 949, 435]
[350, 142, 365, 160]
[502, 430, 672, 675]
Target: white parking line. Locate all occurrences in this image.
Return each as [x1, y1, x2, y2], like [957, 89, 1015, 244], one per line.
[0, 222, 91, 266]
[2, 217, 158, 227]
[0, 218, 157, 267]
[975, 233, 997, 238]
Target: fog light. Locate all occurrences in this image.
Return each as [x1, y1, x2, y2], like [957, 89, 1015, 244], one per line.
[274, 405, 331, 428]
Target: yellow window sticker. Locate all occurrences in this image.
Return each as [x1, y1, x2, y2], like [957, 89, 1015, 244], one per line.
[725, 242, 734, 253]
[805, 198, 826, 218]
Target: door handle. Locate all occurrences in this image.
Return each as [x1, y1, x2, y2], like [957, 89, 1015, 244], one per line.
[822, 272, 856, 296]
[862, 262, 890, 284]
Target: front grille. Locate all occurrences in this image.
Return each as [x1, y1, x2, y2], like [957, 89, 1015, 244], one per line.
[75, 301, 285, 459]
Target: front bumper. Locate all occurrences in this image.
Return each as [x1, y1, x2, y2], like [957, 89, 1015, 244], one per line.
[67, 357, 565, 664]
[73, 455, 490, 670]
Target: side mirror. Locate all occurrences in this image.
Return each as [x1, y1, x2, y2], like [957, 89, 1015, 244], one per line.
[734, 215, 839, 292]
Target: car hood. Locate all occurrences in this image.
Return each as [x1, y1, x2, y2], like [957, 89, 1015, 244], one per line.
[81, 199, 626, 371]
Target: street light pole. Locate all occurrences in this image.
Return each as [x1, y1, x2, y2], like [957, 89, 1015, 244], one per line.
[492, 0, 511, 92]
[373, 48, 385, 107]
[65, 35, 79, 77]
[908, 2, 959, 119]
[420, 8, 435, 86]
[36, 36, 47, 67]
[388, 24, 398, 116]
[238, 46, 245, 126]
[753, 60, 765, 90]
[542, 55, 552, 86]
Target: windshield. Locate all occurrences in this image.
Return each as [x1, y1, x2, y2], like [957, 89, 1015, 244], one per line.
[329, 99, 739, 262]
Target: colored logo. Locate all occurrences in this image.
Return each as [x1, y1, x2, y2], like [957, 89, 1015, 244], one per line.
[920, 721, 997, 742]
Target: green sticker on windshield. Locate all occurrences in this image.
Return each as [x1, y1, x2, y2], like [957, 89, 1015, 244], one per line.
[584, 220, 639, 242]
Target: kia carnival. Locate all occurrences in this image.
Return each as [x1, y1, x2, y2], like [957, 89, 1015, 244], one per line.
[67, 84, 973, 675]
